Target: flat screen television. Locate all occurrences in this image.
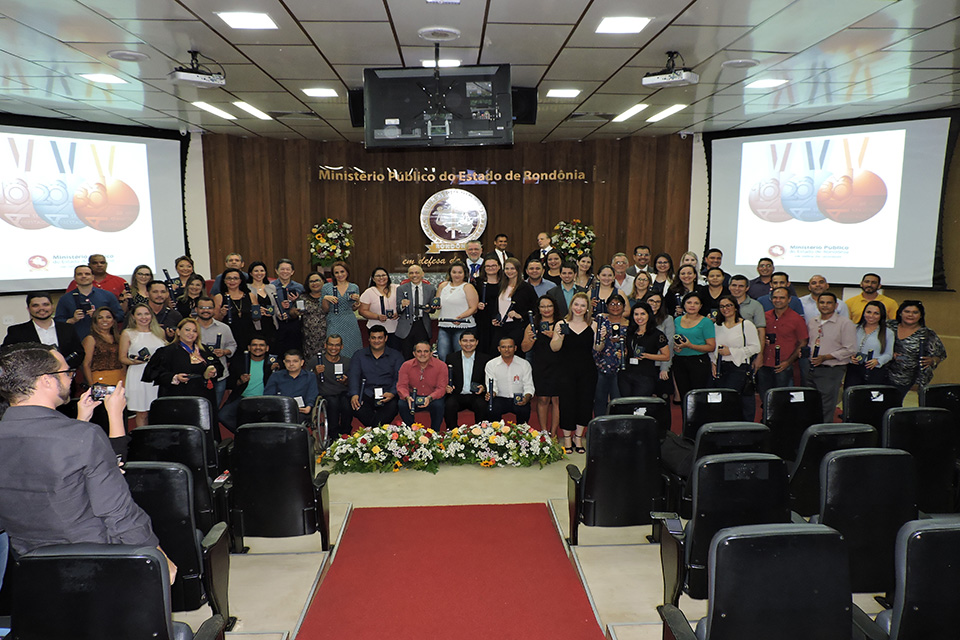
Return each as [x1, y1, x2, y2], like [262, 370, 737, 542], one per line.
[363, 65, 513, 148]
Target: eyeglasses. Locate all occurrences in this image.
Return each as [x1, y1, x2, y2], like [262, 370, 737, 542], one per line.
[718, 304, 735, 309]
[42, 369, 76, 378]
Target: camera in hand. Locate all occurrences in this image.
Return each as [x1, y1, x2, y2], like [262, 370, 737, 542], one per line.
[90, 383, 116, 401]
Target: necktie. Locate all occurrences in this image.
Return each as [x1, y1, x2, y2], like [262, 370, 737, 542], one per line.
[414, 285, 420, 319]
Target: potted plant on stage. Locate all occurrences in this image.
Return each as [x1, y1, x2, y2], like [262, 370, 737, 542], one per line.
[309, 218, 354, 268]
[551, 218, 596, 260]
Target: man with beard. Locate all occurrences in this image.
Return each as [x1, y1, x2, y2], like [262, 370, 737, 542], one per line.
[0, 343, 174, 580]
[3, 292, 83, 367]
[845, 273, 898, 323]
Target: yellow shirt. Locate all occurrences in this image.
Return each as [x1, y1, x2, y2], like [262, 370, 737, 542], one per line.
[845, 293, 898, 323]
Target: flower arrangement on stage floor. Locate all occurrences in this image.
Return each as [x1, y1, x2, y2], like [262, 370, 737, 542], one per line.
[551, 218, 596, 260]
[309, 218, 354, 267]
[320, 421, 565, 474]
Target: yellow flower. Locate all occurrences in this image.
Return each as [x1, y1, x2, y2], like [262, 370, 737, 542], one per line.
[491, 421, 501, 429]
[392, 461, 403, 472]
[412, 423, 423, 430]
[481, 459, 496, 468]
[530, 429, 539, 437]
[327, 217, 334, 223]
[315, 234, 322, 240]
[488, 435, 498, 443]
[371, 445, 381, 454]
[439, 442, 446, 450]
[451, 428, 459, 437]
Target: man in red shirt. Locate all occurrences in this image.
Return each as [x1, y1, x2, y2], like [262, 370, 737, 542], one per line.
[67, 254, 128, 300]
[757, 287, 808, 408]
[397, 341, 447, 431]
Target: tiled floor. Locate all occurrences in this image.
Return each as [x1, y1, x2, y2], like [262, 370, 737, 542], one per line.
[176, 393, 913, 638]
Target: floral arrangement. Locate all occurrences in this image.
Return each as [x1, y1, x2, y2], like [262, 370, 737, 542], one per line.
[551, 218, 596, 260]
[309, 218, 354, 267]
[320, 421, 564, 474]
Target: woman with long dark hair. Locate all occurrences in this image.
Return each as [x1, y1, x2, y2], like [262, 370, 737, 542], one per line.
[646, 292, 674, 399]
[81, 307, 125, 388]
[299, 272, 329, 362]
[474, 257, 503, 354]
[544, 250, 564, 286]
[521, 295, 562, 437]
[213, 267, 257, 351]
[435, 262, 479, 359]
[887, 300, 946, 401]
[492, 257, 537, 350]
[574, 254, 594, 289]
[665, 265, 701, 317]
[845, 300, 895, 388]
[701, 267, 731, 320]
[589, 264, 617, 316]
[248, 260, 280, 344]
[321, 261, 362, 358]
[619, 300, 670, 397]
[672, 291, 716, 401]
[651, 252, 674, 295]
[593, 293, 628, 415]
[129, 265, 153, 307]
[710, 294, 760, 420]
[359, 266, 400, 350]
[175, 274, 206, 319]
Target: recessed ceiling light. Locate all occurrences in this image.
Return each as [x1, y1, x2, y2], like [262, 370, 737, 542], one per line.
[646, 104, 687, 122]
[612, 103, 648, 122]
[302, 87, 338, 98]
[596, 17, 651, 34]
[745, 78, 789, 89]
[233, 101, 272, 120]
[107, 50, 150, 62]
[192, 102, 236, 120]
[426, 0, 460, 4]
[422, 59, 461, 68]
[215, 12, 277, 29]
[722, 58, 759, 69]
[546, 89, 581, 98]
[79, 73, 127, 84]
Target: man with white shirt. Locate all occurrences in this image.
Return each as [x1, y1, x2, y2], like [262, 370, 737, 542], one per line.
[462, 240, 485, 286]
[485, 234, 514, 268]
[395, 264, 437, 360]
[611, 253, 635, 298]
[525, 258, 557, 297]
[3, 293, 83, 367]
[626, 245, 653, 277]
[484, 337, 535, 423]
[195, 296, 238, 407]
[444, 330, 490, 428]
[800, 275, 849, 324]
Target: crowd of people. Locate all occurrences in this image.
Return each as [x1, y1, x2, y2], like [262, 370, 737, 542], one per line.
[0, 243, 949, 453]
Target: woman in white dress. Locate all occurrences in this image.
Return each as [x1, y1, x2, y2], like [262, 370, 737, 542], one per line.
[436, 262, 479, 360]
[119, 303, 168, 427]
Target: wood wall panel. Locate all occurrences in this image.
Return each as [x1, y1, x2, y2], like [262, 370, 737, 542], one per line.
[201, 135, 693, 283]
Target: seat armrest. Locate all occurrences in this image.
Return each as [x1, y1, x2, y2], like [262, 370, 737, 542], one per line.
[566, 464, 582, 545]
[193, 613, 228, 640]
[200, 521, 228, 551]
[656, 604, 697, 640]
[651, 512, 684, 540]
[790, 511, 808, 523]
[852, 604, 889, 640]
[200, 522, 232, 627]
[653, 512, 686, 605]
[565, 464, 582, 482]
[313, 470, 330, 491]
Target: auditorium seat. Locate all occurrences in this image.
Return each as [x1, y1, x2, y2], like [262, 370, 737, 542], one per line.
[882, 407, 956, 514]
[149, 396, 226, 478]
[788, 423, 877, 517]
[654, 452, 791, 605]
[663, 422, 771, 519]
[919, 383, 960, 421]
[237, 395, 301, 427]
[763, 386, 822, 461]
[11, 543, 227, 640]
[229, 423, 330, 550]
[565, 415, 661, 545]
[854, 518, 960, 640]
[813, 448, 917, 594]
[657, 523, 851, 640]
[681, 388, 741, 441]
[124, 462, 234, 629]
[606, 396, 671, 439]
[842, 384, 901, 430]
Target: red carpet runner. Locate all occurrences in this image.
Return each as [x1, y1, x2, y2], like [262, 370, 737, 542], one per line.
[297, 504, 606, 640]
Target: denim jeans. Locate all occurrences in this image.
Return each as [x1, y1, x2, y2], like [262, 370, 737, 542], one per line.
[593, 370, 622, 417]
[436, 327, 465, 361]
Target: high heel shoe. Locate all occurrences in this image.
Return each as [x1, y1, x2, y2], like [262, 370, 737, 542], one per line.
[562, 437, 573, 455]
[572, 435, 585, 454]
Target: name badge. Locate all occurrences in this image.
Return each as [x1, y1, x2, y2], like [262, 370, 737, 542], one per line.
[294, 396, 305, 408]
[374, 387, 384, 400]
[334, 363, 344, 375]
[629, 357, 640, 365]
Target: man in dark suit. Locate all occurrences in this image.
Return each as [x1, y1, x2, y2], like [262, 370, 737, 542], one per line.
[395, 264, 437, 360]
[3, 292, 83, 367]
[462, 240, 485, 286]
[219, 334, 278, 432]
[484, 233, 514, 268]
[525, 231, 555, 267]
[443, 329, 490, 429]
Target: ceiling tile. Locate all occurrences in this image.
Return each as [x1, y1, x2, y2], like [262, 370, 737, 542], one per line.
[487, 0, 586, 24]
[625, 25, 753, 69]
[544, 48, 636, 81]
[674, 0, 789, 27]
[301, 22, 401, 65]
[853, 0, 960, 30]
[386, 0, 486, 48]
[238, 44, 338, 80]
[284, 0, 388, 22]
[227, 91, 310, 113]
[80, 0, 195, 21]
[509, 66, 548, 87]
[3, 0, 139, 44]
[112, 20, 247, 64]
[564, 0, 686, 49]
[480, 24, 572, 66]
[175, 0, 311, 46]
[884, 18, 960, 52]
[400, 46, 480, 68]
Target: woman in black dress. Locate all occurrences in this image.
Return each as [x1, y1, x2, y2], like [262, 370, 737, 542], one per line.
[491, 257, 537, 352]
[619, 300, 671, 397]
[521, 295, 562, 437]
[175, 274, 206, 319]
[248, 260, 280, 346]
[550, 292, 598, 454]
[142, 318, 223, 406]
[474, 257, 502, 354]
[213, 267, 257, 351]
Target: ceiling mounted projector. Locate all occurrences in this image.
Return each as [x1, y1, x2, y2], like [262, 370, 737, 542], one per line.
[169, 50, 226, 88]
[642, 51, 698, 88]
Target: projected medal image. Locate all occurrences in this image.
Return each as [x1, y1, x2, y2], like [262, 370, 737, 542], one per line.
[780, 141, 830, 222]
[817, 137, 887, 224]
[747, 143, 793, 222]
[0, 139, 50, 230]
[31, 141, 87, 230]
[74, 145, 140, 232]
